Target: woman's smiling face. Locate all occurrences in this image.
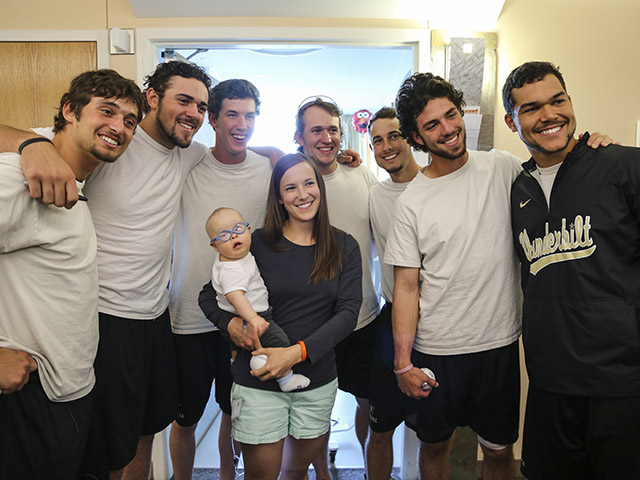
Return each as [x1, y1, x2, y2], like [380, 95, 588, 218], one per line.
[278, 161, 321, 226]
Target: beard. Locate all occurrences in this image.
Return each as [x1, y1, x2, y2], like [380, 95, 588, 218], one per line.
[90, 147, 119, 163]
[382, 160, 407, 175]
[89, 138, 122, 163]
[155, 103, 194, 149]
[419, 127, 467, 160]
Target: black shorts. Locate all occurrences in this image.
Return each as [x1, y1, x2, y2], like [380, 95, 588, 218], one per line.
[521, 384, 640, 480]
[91, 309, 179, 471]
[369, 303, 412, 432]
[406, 341, 520, 446]
[174, 330, 234, 425]
[335, 314, 377, 399]
[0, 371, 92, 479]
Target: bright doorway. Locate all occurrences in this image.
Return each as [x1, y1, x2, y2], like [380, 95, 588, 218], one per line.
[159, 44, 414, 174]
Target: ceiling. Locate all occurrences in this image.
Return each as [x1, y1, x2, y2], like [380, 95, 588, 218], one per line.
[130, 0, 423, 19]
[128, 0, 507, 30]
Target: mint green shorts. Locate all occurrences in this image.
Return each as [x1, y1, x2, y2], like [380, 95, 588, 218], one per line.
[230, 379, 338, 445]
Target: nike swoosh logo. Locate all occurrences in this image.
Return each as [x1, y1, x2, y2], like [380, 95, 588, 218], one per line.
[520, 199, 531, 208]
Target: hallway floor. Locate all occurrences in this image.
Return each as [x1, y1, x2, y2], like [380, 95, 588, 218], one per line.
[193, 390, 403, 471]
[187, 390, 486, 479]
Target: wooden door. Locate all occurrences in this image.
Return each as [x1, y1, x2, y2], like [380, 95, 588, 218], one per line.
[0, 41, 97, 129]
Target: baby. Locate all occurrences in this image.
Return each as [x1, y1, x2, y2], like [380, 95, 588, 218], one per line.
[206, 207, 310, 392]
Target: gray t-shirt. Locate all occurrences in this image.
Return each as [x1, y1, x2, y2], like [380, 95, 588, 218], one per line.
[0, 153, 98, 401]
[385, 150, 523, 355]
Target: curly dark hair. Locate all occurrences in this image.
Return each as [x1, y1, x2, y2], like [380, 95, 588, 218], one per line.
[294, 97, 343, 152]
[208, 79, 261, 119]
[142, 61, 211, 113]
[395, 73, 465, 153]
[367, 106, 397, 133]
[502, 61, 567, 116]
[53, 69, 145, 133]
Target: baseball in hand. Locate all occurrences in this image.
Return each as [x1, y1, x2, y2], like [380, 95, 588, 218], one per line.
[420, 367, 436, 391]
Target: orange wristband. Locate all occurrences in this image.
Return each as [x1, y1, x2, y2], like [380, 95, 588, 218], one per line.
[297, 340, 307, 362]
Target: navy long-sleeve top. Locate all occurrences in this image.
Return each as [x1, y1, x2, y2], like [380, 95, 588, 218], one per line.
[199, 227, 362, 392]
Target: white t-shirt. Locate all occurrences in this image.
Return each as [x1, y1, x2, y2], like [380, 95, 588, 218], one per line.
[531, 162, 562, 207]
[323, 164, 380, 330]
[33, 126, 208, 320]
[169, 149, 272, 334]
[385, 150, 523, 355]
[0, 153, 98, 402]
[369, 178, 413, 303]
[211, 252, 270, 314]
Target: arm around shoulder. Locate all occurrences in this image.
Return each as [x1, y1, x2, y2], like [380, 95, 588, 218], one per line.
[337, 148, 362, 168]
[0, 124, 78, 208]
[0, 124, 46, 152]
[248, 145, 285, 167]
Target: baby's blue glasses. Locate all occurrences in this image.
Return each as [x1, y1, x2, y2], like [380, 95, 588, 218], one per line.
[210, 222, 249, 244]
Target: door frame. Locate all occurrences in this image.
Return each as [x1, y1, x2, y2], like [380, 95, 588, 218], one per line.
[0, 29, 109, 67]
[135, 25, 430, 84]
[137, 23, 429, 480]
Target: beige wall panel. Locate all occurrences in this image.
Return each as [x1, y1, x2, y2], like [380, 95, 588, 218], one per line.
[0, 42, 97, 129]
[495, 0, 640, 154]
[0, 0, 106, 29]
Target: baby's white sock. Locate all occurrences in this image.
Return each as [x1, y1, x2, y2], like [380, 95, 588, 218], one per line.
[277, 371, 310, 392]
[250, 354, 310, 392]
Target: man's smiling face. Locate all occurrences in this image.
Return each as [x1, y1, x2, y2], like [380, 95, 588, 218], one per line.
[209, 97, 257, 160]
[505, 73, 577, 158]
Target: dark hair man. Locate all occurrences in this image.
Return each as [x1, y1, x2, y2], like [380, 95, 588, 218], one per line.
[1, 60, 212, 479]
[504, 61, 640, 480]
[386, 72, 525, 480]
[0, 69, 143, 479]
[168, 78, 273, 480]
[365, 106, 422, 480]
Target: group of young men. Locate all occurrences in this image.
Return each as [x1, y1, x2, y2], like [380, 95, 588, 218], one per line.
[0, 57, 638, 480]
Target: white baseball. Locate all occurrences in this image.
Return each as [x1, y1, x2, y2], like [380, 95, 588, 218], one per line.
[420, 367, 436, 391]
